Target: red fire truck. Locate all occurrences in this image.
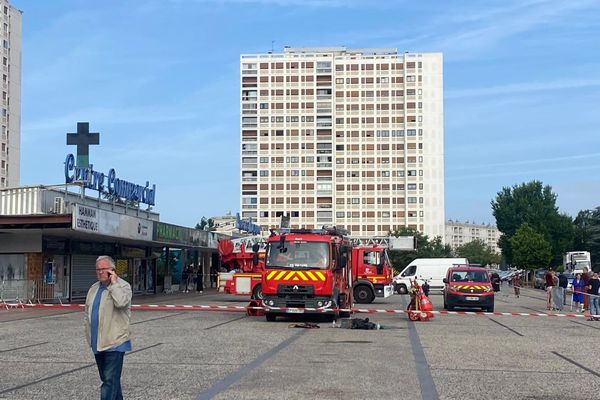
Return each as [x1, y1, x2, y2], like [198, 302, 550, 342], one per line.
[218, 237, 265, 300]
[351, 245, 394, 304]
[261, 227, 353, 321]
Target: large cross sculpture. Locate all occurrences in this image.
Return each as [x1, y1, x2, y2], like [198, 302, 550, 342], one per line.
[66, 122, 100, 167]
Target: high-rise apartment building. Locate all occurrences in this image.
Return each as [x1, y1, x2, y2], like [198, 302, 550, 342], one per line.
[0, 0, 21, 188]
[240, 47, 444, 237]
[445, 220, 501, 254]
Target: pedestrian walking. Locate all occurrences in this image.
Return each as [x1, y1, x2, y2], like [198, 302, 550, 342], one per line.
[512, 274, 522, 298]
[545, 269, 555, 310]
[558, 272, 568, 306]
[587, 272, 600, 320]
[196, 265, 204, 294]
[490, 271, 501, 292]
[582, 267, 591, 311]
[84, 255, 132, 400]
[572, 273, 585, 312]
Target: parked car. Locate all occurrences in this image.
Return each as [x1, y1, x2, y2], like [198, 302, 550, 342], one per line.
[443, 265, 495, 312]
[534, 269, 547, 289]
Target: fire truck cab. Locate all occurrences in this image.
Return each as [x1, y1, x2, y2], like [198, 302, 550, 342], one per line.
[218, 237, 265, 300]
[261, 227, 353, 321]
[351, 246, 394, 304]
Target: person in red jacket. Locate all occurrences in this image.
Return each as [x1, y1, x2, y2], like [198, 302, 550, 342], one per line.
[545, 269, 556, 310]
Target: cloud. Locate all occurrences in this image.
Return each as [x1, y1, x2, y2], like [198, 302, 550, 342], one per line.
[446, 163, 600, 181]
[22, 106, 197, 133]
[446, 78, 600, 99]
[167, 0, 384, 8]
[449, 152, 600, 171]
[430, 0, 598, 59]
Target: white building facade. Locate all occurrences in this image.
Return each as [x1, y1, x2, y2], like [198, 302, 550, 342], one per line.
[445, 220, 501, 254]
[240, 47, 444, 237]
[0, 0, 21, 188]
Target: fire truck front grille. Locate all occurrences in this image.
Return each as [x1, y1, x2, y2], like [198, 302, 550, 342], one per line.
[277, 284, 314, 296]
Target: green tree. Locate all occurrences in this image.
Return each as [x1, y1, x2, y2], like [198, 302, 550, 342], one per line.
[574, 209, 595, 250]
[510, 223, 552, 271]
[388, 227, 453, 272]
[455, 239, 501, 266]
[195, 217, 216, 231]
[574, 207, 600, 271]
[491, 180, 574, 266]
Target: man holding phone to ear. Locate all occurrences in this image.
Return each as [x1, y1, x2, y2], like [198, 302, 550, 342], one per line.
[85, 255, 132, 400]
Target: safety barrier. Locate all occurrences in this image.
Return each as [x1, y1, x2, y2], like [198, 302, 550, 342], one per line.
[1, 278, 68, 309]
[5, 302, 598, 319]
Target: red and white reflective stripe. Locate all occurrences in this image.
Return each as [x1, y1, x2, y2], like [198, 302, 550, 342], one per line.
[4, 302, 596, 318]
[349, 308, 587, 318]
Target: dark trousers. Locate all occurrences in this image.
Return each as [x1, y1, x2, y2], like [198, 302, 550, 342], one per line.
[94, 351, 124, 400]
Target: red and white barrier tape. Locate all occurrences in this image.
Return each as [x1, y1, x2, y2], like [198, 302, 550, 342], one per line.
[3, 302, 596, 318]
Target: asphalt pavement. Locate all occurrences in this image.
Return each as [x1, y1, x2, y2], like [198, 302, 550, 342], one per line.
[1, 287, 600, 399]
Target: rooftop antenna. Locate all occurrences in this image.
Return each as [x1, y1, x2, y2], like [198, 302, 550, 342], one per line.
[271, 40, 275, 53]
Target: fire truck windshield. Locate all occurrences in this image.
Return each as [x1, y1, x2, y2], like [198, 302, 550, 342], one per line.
[265, 241, 330, 270]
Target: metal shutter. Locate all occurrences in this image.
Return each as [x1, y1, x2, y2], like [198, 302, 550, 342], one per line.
[71, 254, 99, 300]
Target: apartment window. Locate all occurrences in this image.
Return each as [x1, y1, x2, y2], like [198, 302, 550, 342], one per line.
[408, 197, 417, 204]
[397, 171, 405, 177]
[259, 170, 268, 177]
[407, 184, 417, 190]
[260, 211, 269, 217]
[419, 170, 423, 176]
[335, 78, 343, 84]
[291, 170, 299, 176]
[260, 103, 268, 109]
[406, 75, 416, 82]
[259, 117, 268, 123]
[2, 40, 7, 49]
[407, 129, 416, 136]
[351, 198, 360, 204]
[336, 212, 345, 218]
[259, 157, 268, 163]
[407, 170, 417, 176]
[381, 171, 390, 177]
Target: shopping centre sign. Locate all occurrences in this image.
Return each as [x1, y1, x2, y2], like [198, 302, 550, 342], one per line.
[64, 153, 156, 206]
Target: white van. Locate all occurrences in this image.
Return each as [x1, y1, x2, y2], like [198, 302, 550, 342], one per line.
[393, 258, 468, 294]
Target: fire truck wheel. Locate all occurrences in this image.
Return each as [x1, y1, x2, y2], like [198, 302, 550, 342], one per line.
[353, 285, 375, 304]
[265, 313, 277, 322]
[252, 284, 264, 300]
[396, 284, 408, 295]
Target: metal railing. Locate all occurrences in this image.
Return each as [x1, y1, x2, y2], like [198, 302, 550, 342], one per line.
[1, 278, 69, 308]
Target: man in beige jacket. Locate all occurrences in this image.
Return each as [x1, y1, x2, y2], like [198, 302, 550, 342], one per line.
[84, 255, 132, 400]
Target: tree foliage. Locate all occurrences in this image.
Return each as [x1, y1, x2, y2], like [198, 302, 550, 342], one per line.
[491, 180, 574, 266]
[573, 207, 600, 271]
[388, 227, 454, 272]
[455, 239, 501, 266]
[510, 223, 552, 270]
[195, 217, 216, 231]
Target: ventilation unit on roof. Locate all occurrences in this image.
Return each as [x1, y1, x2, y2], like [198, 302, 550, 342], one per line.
[53, 197, 65, 214]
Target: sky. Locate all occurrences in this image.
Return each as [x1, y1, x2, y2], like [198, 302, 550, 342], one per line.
[11, 0, 600, 228]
